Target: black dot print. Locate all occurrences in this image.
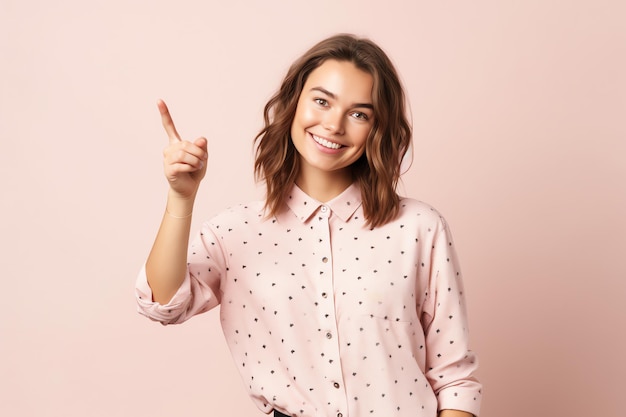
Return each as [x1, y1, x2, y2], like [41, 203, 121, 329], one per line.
[136, 183, 482, 417]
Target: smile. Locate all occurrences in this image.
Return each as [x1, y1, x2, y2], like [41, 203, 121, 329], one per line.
[311, 133, 343, 150]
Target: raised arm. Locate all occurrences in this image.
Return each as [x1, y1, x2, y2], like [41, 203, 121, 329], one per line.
[145, 100, 208, 304]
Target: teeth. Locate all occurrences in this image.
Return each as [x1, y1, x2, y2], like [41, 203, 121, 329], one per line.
[312, 134, 342, 149]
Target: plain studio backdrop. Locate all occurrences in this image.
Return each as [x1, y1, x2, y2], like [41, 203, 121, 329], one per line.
[1, 1, 624, 416]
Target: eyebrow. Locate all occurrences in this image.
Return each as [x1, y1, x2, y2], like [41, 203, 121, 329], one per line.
[310, 87, 374, 110]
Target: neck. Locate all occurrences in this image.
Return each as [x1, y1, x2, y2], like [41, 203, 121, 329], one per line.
[295, 166, 353, 203]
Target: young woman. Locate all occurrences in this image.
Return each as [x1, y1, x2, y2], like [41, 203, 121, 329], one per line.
[136, 34, 482, 417]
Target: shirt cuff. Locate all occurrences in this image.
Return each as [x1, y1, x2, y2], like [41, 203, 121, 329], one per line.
[134, 264, 192, 325]
[438, 381, 483, 417]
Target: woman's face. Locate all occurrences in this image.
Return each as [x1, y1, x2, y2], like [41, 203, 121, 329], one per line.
[290, 59, 375, 186]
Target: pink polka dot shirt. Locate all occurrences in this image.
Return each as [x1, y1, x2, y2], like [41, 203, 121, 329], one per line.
[136, 183, 482, 417]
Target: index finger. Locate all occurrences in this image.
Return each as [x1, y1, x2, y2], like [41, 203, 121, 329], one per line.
[157, 99, 181, 143]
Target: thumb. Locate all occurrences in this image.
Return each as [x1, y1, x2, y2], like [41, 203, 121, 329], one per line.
[194, 136, 208, 153]
[195, 137, 209, 163]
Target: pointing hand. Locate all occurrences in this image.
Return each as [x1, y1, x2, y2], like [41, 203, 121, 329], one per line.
[158, 99, 208, 199]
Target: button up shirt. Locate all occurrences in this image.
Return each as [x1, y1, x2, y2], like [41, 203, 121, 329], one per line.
[136, 184, 482, 416]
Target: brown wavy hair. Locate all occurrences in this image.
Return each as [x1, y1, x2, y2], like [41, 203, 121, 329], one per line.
[254, 34, 412, 228]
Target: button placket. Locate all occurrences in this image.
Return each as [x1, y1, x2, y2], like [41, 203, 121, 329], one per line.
[315, 205, 346, 416]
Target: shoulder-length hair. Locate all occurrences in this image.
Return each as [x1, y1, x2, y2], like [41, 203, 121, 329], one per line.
[254, 34, 412, 228]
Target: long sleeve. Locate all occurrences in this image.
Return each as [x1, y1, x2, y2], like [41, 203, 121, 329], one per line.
[135, 222, 227, 325]
[421, 217, 482, 416]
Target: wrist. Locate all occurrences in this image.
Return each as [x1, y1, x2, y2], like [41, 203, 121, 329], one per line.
[166, 190, 196, 218]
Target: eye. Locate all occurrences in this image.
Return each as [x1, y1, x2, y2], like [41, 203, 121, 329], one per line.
[314, 98, 329, 106]
[351, 111, 369, 121]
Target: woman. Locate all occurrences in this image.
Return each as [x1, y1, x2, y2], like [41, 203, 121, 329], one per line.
[136, 34, 482, 417]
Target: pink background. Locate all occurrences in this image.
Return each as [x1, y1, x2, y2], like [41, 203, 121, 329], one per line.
[1, 1, 624, 416]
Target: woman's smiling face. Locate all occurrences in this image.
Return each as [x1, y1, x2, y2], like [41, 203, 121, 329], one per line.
[290, 59, 375, 186]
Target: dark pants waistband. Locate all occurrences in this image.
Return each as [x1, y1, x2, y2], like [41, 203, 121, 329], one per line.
[274, 411, 290, 417]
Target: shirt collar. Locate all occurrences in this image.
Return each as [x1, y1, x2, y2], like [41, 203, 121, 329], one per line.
[284, 183, 362, 223]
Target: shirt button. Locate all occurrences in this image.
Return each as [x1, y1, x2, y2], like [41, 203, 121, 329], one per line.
[321, 205, 328, 213]
[337, 414, 343, 417]
[333, 382, 340, 389]
[326, 332, 332, 339]
[322, 256, 328, 263]
[322, 292, 328, 298]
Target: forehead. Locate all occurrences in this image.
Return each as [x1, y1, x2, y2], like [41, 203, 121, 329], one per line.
[303, 59, 374, 103]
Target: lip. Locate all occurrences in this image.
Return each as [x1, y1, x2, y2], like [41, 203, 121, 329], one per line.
[308, 132, 345, 153]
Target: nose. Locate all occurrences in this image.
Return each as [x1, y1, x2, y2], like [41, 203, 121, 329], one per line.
[322, 110, 344, 135]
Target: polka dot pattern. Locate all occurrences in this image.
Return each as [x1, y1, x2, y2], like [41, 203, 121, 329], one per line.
[136, 184, 482, 416]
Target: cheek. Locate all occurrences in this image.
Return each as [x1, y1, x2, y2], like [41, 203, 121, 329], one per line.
[295, 101, 318, 126]
[355, 126, 372, 148]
